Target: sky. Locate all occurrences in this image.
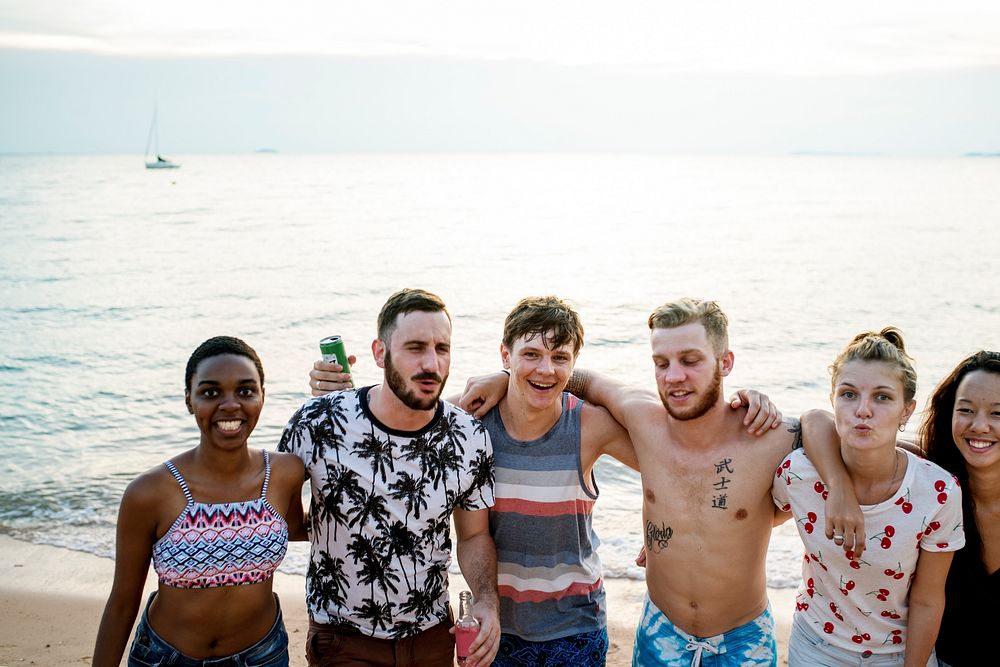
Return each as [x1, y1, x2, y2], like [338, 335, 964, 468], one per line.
[1, 1, 999, 154]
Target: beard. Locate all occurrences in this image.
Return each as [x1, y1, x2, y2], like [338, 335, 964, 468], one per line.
[660, 365, 722, 421]
[384, 349, 448, 411]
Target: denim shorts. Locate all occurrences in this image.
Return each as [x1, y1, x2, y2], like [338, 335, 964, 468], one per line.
[128, 592, 289, 667]
[788, 613, 935, 667]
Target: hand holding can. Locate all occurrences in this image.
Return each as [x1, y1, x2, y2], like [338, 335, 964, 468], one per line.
[319, 335, 352, 374]
[314, 336, 353, 395]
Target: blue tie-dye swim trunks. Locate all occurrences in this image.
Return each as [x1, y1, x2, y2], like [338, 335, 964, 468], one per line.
[632, 596, 777, 667]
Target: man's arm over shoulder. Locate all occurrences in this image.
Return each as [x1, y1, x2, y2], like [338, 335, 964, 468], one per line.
[758, 417, 805, 482]
[455, 371, 508, 418]
[567, 368, 657, 433]
[728, 388, 784, 435]
[580, 402, 639, 472]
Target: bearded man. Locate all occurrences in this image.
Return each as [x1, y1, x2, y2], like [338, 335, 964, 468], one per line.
[279, 288, 499, 667]
[563, 298, 799, 666]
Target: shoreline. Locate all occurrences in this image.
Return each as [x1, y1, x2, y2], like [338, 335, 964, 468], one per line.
[0, 535, 791, 666]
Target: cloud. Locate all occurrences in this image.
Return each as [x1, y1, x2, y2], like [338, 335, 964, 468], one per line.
[2, 1, 1000, 75]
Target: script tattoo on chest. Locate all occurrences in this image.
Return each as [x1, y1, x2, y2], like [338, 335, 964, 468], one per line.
[712, 458, 734, 509]
[646, 521, 674, 553]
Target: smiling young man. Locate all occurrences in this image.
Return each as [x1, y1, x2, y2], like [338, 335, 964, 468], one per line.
[279, 288, 500, 667]
[479, 296, 638, 666]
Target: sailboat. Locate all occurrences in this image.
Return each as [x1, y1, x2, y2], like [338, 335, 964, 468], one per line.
[144, 105, 180, 169]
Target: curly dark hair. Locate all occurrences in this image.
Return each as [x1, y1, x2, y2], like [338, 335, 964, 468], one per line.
[184, 336, 264, 394]
[921, 350, 1000, 563]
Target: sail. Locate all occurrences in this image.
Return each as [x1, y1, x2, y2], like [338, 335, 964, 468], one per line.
[144, 105, 180, 169]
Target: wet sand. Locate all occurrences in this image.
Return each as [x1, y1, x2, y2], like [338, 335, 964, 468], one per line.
[0, 535, 791, 666]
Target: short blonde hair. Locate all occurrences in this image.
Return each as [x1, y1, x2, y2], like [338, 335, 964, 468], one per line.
[829, 327, 917, 402]
[647, 298, 729, 356]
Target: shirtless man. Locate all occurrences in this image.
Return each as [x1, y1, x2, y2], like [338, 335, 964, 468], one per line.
[464, 298, 797, 665]
[575, 298, 798, 664]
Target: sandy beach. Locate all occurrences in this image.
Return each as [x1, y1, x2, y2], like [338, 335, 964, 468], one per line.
[0, 535, 793, 666]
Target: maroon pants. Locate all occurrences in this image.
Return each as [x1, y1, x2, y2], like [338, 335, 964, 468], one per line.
[305, 618, 455, 667]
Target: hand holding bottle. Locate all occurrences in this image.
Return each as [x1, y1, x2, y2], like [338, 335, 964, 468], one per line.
[454, 590, 480, 665]
[451, 589, 500, 667]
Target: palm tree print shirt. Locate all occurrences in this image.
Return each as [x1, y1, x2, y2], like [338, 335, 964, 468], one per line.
[279, 387, 495, 638]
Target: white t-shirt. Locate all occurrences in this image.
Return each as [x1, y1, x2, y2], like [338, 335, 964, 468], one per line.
[280, 387, 495, 638]
[772, 448, 964, 654]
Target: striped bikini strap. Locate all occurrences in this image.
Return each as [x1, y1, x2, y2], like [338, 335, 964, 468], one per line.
[260, 449, 271, 498]
[164, 460, 195, 504]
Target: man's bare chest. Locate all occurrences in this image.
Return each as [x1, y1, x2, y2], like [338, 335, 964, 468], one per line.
[637, 444, 779, 544]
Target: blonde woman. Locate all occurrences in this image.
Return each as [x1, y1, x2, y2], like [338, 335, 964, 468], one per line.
[774, 329, 964, 666]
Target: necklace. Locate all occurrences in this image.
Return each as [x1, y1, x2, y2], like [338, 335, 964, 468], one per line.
[878, 450, 902, 501]
[855, 449, 902, 505]
[889, 449, 900, 483]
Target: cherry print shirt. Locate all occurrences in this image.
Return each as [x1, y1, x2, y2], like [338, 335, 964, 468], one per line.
[772, 449, 964, 655]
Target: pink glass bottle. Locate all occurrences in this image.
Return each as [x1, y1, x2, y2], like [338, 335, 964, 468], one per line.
[455, 590, 480, 665]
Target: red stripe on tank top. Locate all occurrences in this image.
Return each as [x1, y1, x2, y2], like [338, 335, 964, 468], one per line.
[499, 578, 604, 603]
[492, 497, 595, 516]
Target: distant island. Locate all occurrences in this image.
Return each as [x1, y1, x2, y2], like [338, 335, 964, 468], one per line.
[789, 151, 1000, 158]
[789, 151, 884, 157]
[255, 148, 278, 153]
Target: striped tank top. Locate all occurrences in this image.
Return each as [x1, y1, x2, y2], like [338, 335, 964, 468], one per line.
[483, 393, 606, 642]
[151, 450, 289, 589]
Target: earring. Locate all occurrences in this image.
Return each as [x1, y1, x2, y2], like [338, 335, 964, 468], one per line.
[898, 423, 907, 432]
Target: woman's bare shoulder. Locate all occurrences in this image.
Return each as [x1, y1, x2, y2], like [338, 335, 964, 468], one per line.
[121, 461, 182, 512]
[265, 450, 306, 485]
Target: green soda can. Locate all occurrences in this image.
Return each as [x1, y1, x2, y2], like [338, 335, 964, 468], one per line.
[319, 335, 351, 374]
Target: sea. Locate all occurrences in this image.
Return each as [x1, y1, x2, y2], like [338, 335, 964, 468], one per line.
[2, 153, 999, 590]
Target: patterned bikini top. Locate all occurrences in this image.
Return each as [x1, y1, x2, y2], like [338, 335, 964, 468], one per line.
[152, 450, 289, 589]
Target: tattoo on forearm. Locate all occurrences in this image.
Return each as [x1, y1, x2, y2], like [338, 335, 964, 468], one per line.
[566, 369, 590, 398]
[788, 418, 803, 450]
[712, 459, 734, 509]
[645, 521, 674, 552]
